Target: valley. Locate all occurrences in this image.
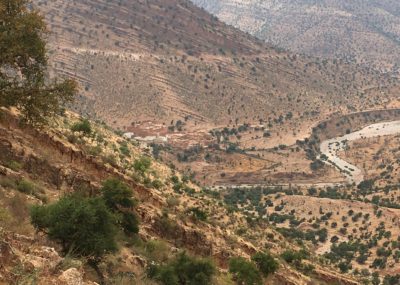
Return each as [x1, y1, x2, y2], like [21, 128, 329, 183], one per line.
[1, 0, 400, 284]
[321, 120, 400, 185]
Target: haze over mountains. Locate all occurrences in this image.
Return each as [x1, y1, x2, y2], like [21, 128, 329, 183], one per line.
[192, 0, 400, 74]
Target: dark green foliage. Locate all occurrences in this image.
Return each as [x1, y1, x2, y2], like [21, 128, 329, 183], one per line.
[177, 145, 203, 162]
[338, 261, 351, 273]
[133, 156, 152, 175]
[30, 194, 117, 260]
[0, 0, 77, 124]
[101, 178, 136, 210]
[251, 252, 279, 277]
[121, 212, 139, 234]
[119, 142, 130, 157]
[307, 187, 317, 196]
[383, 274, 400, 285]
[101, 178, 139, 234]
[281, 250, 307, 264]
[310, 160, 324, 171]
[187, 207, 208, 221]
[229, 257, 262, 285]
[277, 228, 327, 244]
[372, 257, 386, 269]
[318, 186, 346, 199]
[148, 252, 215, 285]
[152, 179, 163, 190]
[71, 119, 92, 135]
[358, 179, 374, 192]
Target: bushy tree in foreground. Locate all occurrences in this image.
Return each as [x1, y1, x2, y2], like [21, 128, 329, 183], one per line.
[0, 0, 77, 125]
[30, 195, 117, 260]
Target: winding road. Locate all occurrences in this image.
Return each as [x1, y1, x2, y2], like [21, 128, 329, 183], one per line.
[320, 120, 400, 185]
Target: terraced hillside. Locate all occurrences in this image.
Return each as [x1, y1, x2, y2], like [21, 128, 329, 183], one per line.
[35, 0, 398, 132]
[192, 0, 400, 75]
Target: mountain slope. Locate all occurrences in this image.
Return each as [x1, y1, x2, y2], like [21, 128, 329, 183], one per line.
[35, 0, 398, 132]
[0, 109, 361, 285]
[191, 0, 400, 74]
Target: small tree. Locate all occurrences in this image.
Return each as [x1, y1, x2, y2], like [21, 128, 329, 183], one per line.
[251, 252, 279, 277]
[229, 257, 262, 285]
[0, 0, 77, 125]
[101, 178, 136, 210]
[133, 156, 152, 175]
[30, 195, 117, 261]
[71, 119, 92, 135]
[148, 252, 215, 285]
[101, 178, 139, 234]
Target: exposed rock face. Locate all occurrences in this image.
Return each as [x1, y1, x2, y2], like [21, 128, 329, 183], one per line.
[22, 247, 63, 273]
[58, 268, 84, 285]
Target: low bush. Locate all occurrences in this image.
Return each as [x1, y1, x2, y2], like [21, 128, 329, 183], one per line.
[251, 252, 279, 277]
[148, 252, 215, 285]
[71, 119, 92, 135]
[229, 257, 262, 285]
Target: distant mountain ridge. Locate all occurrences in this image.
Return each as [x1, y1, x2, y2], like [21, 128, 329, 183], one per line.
[33, 0, 397, 132]
[191, 0, 400, 74]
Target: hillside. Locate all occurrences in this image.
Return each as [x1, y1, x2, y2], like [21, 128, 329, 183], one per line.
[0, 109, 362, 285]
[191, 0, 400, 75]
[34, 0, 399, 133]
[3, 0, 400, 284]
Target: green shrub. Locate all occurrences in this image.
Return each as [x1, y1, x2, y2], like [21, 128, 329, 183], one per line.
[121, 212, 139, 235]
[119, 143, 130, 157]
[87, 145, 102, 156]
[71, 119, 92, 135]
[16, 179, 46, 202]
[148, 252, 215, 285]
[17, 179, 36, 194]
[0, 207, 11, 226]
[281, 250, 306, 264]
[133, 156, 152, 175]
[5, 160, 22, 171]
[187, 207, 208, 222]
[152, 179, 163, 190]
[251, 252, 279, 277]
[101, 178, 139, 234]
[229, 257, 262, 285]
[30, 194, 117, 261]
[101, 179, 136, 210]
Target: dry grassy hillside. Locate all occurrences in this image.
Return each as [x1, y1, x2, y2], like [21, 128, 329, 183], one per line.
[0, 109, 363, 285]
[192, 0, 400, 75]
[34, 0, 398, 132]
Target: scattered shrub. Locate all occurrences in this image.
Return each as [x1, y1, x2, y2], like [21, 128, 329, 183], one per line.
[148, 252, 215, 285]
[71, 119, 92, 135]
[229, 257, 262, 285]
[251, 252, 279, 277]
